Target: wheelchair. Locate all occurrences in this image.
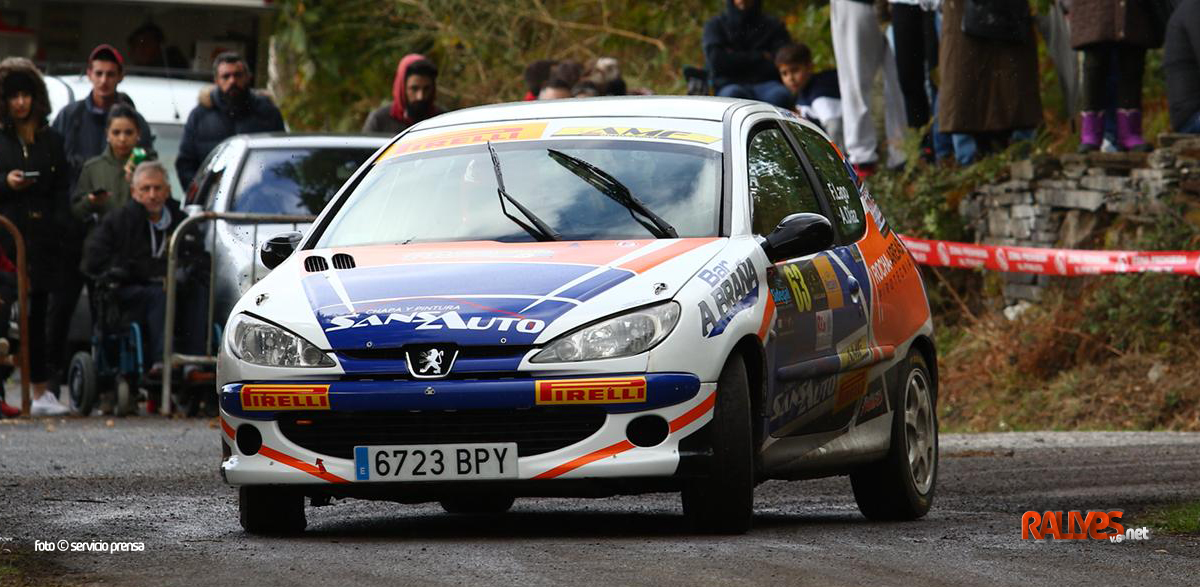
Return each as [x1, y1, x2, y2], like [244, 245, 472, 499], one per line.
[67, 268, 218, 417]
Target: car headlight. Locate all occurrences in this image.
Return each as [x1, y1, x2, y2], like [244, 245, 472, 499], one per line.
[531, 302, 681, 363]
[227, 313, 336, 368]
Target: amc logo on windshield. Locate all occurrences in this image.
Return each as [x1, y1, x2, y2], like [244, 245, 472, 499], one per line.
[241, 384, 331, 411]
[535, 377, 647, 405]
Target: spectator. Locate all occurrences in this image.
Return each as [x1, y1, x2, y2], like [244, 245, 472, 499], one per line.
[362, 54, 441, 135]
[176, 52, 284, 189]
[582, 57, 628, 96]
[523, 59, 557, 101]
[550, 60, 585, 90]
[0, 58, 69, 416]
[830, 0, 908, 176]
[572, 80, 601, 98]
[126, 21, 189, 71]
[1165, 0, 1200, 133]
[81, 161, 208, 378]
[703, 0, 794, 108]
[775, 43, 844, 149]
[72, 105, 143, 227]
[538, 78, 573, 100]
[890, 0, 939, 159]
[0, 244, 16, 418]
[1070, 0, 1158, 151]
[51, 45, 153, 182]
[939, 0, 1042, 163]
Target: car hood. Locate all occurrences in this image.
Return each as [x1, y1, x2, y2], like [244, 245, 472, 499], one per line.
[296, 239, 725, 351]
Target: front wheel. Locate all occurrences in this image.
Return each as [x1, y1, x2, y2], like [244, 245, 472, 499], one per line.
[239, 486, 307, 534]
[850, 350, 938, 520]
[681, 354, 754, 534]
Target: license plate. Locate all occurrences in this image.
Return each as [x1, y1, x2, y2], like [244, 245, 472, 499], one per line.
[353, 443, 518, 482]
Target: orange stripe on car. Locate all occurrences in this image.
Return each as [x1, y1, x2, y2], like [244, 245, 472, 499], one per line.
[757, 296, 776, 341]
[258, 445, 350, 484]
[534, 391, 718, 480]
[618, 238, 717, 273]
[220, 417, 235, 440]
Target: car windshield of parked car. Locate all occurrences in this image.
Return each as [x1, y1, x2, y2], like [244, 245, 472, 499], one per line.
[149, 123, 185, 197]
[315, 140, 721, 247]
[231, 147, 376, 215]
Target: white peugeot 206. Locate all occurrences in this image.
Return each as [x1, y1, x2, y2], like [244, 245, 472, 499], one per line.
[219, 96, 939, 534]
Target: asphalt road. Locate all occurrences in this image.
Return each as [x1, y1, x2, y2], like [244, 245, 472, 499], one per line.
[1, 418, 1199, 586]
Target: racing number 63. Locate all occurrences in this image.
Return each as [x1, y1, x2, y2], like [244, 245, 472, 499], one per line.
[782, 265, 812, 312]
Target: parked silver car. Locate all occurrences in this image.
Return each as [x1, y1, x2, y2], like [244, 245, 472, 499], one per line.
[185, 133, 389, 331]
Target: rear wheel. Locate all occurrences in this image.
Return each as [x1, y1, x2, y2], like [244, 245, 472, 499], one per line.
[850, 350, 938, 520]
[681, 354, 754, 534]
[68, 352, 98, 416]
[439, 495, 516, 514]
[239, 486, 307, 534]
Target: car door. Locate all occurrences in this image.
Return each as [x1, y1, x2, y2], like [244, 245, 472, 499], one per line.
[746, 122, 870, 439]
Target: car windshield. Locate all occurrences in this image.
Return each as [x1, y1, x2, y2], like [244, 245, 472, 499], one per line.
[148, 123, 184, 198]
[315, 140, 721, 247]
[231, 147, 377, 215]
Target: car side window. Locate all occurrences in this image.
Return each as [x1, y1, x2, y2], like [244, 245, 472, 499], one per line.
[747, 126, 823, 236]
[785, 121, 866, 242]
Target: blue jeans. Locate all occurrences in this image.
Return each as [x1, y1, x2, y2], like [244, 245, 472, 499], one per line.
[717, 81, 795, 109]
[951, 129, 1035, 165]
[1181, 111, 1200, 134]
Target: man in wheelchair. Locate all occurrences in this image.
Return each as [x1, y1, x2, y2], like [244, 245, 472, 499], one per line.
[81, 161, 210, 383]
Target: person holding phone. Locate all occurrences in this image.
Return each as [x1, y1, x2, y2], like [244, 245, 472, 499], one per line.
[0, 57, 70, 416]
[72, 105, 146, 227]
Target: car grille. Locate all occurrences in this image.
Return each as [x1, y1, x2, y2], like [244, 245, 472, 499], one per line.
[277, 408, 608, 459]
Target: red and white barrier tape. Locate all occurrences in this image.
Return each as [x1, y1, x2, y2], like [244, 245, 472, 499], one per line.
[898, 236, 1200, 277]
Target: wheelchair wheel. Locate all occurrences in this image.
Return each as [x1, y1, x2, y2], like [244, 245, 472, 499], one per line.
[114, 375, 135, 417]
[68, 352, 99, 416]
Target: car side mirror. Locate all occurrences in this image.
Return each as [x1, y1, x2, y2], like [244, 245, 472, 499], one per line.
[761, 213, 834, 263]
[260, 231, 303, 270]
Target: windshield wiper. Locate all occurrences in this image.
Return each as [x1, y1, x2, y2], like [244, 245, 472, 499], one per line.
[487, 142, 561, 242]
[546, 149, 678, 239]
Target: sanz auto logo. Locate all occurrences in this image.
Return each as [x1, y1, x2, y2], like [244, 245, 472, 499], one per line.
[405, 345, 460, 379]
[241, 384, 331, 411]
[325, 310, 546, 334]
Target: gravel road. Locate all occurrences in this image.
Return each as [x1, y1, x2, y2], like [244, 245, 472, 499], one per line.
[1, 417, 1198, 586]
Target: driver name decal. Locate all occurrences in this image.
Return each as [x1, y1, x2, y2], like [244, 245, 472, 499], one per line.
[697, 258, 760, 337]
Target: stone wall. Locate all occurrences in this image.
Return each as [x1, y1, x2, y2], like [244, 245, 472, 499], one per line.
[958, 135, 1200, 301]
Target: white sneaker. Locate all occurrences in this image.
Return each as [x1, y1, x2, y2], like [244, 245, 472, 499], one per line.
[31, 391, 69, 416]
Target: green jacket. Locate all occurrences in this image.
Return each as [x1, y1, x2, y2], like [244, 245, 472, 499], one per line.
[72, 147, 131, 224]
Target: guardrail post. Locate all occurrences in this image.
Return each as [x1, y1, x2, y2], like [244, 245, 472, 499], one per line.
[0, 215, 32, 416]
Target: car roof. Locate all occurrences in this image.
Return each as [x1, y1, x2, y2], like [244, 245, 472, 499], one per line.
[409, 96, 763, 132]
[232, 133, 391, 149]
[46, 74, 209, 126]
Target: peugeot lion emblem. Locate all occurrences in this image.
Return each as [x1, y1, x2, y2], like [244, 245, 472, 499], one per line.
[406, 345, 459, 380]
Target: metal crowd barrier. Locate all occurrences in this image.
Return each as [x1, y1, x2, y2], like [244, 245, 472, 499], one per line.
[161, 211, 316, 415]
[0, 215, 32, 416]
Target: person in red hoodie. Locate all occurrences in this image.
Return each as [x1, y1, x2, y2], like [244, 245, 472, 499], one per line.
[361, 54, 441, 135]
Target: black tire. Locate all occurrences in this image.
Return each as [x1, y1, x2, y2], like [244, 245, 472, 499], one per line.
[439, 495, 516, 514]
[239, 486, 307, 534]
[68, 352, 98, 416]
[681, 354, 754, 534]
[850, 350, 938, 521]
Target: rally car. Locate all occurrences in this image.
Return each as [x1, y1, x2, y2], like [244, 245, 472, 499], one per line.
[218, 96, 938, 535]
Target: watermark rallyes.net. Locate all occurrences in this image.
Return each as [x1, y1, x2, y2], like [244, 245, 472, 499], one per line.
[1021, 510, 1151, 542]
[34, 539, 145, 553]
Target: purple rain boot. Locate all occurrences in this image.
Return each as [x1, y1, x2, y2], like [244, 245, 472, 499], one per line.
[1116, 109, 1152, 152]
[1077, 111, 1102, 153]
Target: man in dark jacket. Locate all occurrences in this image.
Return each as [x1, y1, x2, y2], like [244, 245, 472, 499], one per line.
[702, 0, 794, 108]
[82, 161, 208, 373]
[361, 54, 441, 135]
[175, 52, 284, 190]
[1165, 0, 1200, 133]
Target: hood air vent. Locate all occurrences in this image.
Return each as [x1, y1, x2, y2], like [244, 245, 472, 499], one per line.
[303, 256, 329, 272]
[331, 253, 356, 270]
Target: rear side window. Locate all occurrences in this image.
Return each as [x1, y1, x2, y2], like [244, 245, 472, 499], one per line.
[746, 126, 822, 236]
[785, 121, 865, 241]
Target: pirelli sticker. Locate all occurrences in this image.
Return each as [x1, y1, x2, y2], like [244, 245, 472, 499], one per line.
[241, 384, 331, 411]
[379, 123, 548, 160]
[535, 377, 647, 405]
[552, 127, 720, 145]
